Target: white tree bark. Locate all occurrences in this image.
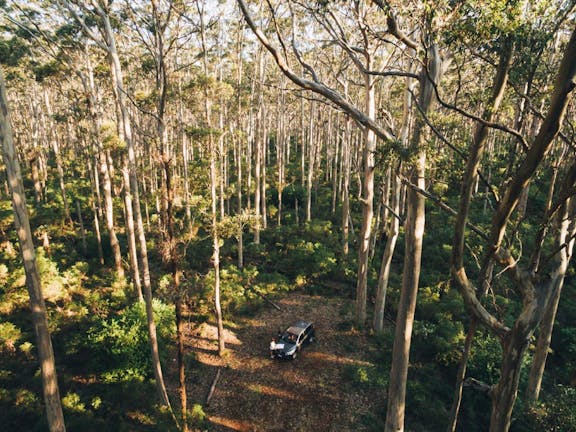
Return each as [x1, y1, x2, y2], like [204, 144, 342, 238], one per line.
[1, 67, 66, 432]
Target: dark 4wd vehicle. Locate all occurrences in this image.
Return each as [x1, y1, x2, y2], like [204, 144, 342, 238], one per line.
[269, 320, 315, 360]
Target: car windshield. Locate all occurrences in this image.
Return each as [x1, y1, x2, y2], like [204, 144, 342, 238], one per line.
[281, 331, 298, 344]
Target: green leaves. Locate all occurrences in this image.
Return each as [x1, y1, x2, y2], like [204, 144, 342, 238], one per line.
[0, 321, 22, 353]
[86, 299, 175, 382]
[0, 37, 30, 67]
[184, 125, 223, 139]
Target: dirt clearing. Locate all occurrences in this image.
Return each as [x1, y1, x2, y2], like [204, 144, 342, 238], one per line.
[182, 292, 381, 431]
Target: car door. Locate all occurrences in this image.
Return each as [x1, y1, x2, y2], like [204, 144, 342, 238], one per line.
[301, 325, 310, 345]
[296, 330, 304, 348]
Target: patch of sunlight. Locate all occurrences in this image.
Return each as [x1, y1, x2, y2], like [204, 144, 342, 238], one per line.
[209, 415, 256, 431]
[246, 383, 302, 401]
[197, 322, 242, 345]
[307, 351, 373, 367]
[278, 296, 308, 307]
[125, 410, 155, 425]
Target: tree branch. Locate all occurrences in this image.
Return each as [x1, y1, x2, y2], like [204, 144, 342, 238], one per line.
[372, 0, 419, 51]
[288, 2, 319, 82]
[427, 72, 530, 152]
[237, 0, 397, 144]
[400, 176, 487, 240]
[485, 28, 576, 268]
[58, 0, 108, 52]
[464, 377, 493, 395]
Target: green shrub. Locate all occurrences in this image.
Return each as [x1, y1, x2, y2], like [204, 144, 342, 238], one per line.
[271, 239, 337, 282]
[14, 389, 40, 411]
[62, 392, 86, 412]
[0, 321, 22, 352]
[62, 261, 89, 291]
[468, 330, 502, 384]
[36, 247, 67, 302]
[86, 299, 175, 382]
[342, 364, 387, 391]
[405, 373, 450, 431]
[411, 283, 466, 366]
[200, 265, 291, 317]
[358, 411, 386, 432]
[189, 403, 207, 428]
[0, 263, 8, 287]
[525, 385, 576, 432]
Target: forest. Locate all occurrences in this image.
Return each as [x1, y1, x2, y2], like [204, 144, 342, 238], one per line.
[1, 0, 576, 431]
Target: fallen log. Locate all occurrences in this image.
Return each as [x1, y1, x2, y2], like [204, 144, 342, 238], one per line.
[258, 292, 281, 311]
[205, 367, 222, 406]
[247, 287, 282, 311]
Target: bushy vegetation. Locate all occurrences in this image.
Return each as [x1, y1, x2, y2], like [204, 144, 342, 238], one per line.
[2, 171, 576, 431]
[525, 385, 576, 432]
[86, 299, 175, 382]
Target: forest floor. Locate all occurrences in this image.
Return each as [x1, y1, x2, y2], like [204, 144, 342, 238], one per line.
[177, 292, 382, 432]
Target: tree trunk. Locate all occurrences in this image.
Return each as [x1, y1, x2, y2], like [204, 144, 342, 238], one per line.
[43, 90, 71, 223]
[29, 97, 45, 204]
[235, 30, 245, 268]
[385, 41, 441, 432]
[355, 69, 376, 328]
[385, 151, 426, 432]
[106, 26, 142, 301]
[211, 137, 226, 356]
[306, 101, 315, 223]
[261, 118, 268, 229]
[525, 161, 566, 403]
[254, 51, 264, 243]
[236, 126, 245, 269]
[277, 79, 286, 226]
[1, 67, 66, 432]
[373, 173, 401, 332]
[175, 288, 187, 432]
[492, 194, 576, 430]
[331, 113, 340, 216]
[121, 157, 143, 301]
[100, 147, 124, 275]
[101, 149, 124, 276]
[446, 319, 477, 432]
[81, 38, 124, 277]
[373, 67, 413, 332]
[98, 5, 171, 409]
[30, 151, 44, 204]
[197, 0, 226, 356]
[448, 38, 514, 432]
[75, 201, 87, 255]
[450, 29, 576, 432]
[341, 114, 351, 257]
[490, 321, 534, 431]
[86, 155, 104, 265]
[525, 273, 564, 402]
[163, 148, 187, 427]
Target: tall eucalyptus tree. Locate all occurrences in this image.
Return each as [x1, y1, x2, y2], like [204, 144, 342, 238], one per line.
[450, 21, 576, 432]
[124, 0, 191, 426]
[196, 0, 226, 356]
[58, 0, 173, 410]
[1, 66, 66, 432]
